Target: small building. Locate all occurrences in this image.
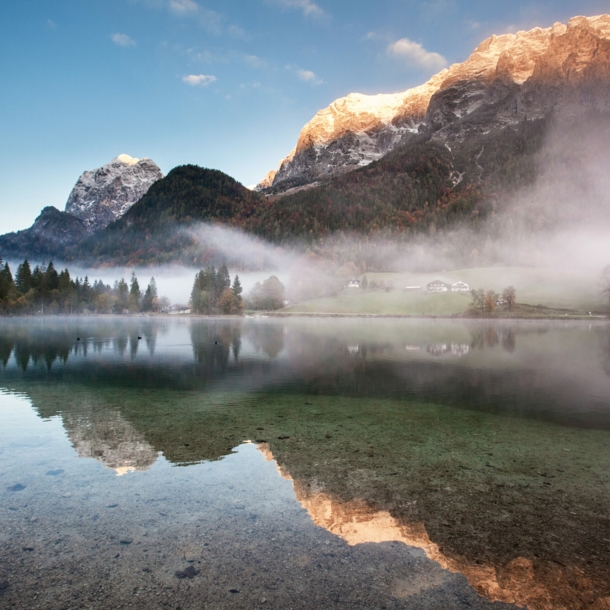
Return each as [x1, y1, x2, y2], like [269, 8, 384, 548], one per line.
[404, 285, 422, 292]
[346, 279, 361, 288]
[427, 280, 451, 293]
[451, 281, 470, 293]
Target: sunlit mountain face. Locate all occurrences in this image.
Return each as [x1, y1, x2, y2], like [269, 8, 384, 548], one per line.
[1, 317, 609, 608]
[260, 15, 610, 192]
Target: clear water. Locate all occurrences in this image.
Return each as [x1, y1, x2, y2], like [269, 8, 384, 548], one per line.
[0, 316, 609, 610]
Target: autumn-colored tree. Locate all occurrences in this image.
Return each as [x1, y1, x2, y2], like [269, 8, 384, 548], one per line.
[502, 286, 517, 312]
[483, 291, 497, 314]
[218, 287, 244, 315]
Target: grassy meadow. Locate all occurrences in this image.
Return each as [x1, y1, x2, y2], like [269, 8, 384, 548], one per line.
[282, 267, 603, 316]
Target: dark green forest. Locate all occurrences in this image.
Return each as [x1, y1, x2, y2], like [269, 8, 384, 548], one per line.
[0, 257, 162, 315]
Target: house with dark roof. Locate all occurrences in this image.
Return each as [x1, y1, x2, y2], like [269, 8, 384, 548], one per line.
[427, 280, 451, 293]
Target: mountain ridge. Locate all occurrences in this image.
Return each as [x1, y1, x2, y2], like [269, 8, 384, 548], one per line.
[259, 14, 610, 191]
[66, 154, 163, 232]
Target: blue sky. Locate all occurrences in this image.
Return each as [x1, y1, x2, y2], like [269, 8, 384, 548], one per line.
[1, 0, 608, 232]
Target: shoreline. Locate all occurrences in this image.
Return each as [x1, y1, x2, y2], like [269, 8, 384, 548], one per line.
[0, 312, 607, 322]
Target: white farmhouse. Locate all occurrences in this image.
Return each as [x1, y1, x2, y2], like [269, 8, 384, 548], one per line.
[427, 280, 451, 293]
[451, 281, 470, 292]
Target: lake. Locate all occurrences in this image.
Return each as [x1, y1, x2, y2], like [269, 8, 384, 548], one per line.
[0, 316, 609, 610]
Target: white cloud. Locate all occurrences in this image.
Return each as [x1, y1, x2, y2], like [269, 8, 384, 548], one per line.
[297, 68, 323, 85]
[182, 74, 216, 86]
[267, 0, 326, 19]
[387, 38, 447, 71]
[168, 0, 198, 14]
[46, 19, 57, 29]
[112, 33, 136, 47]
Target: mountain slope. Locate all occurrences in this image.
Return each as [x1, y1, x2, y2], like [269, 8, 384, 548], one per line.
[66, 154, 163, 232]
[260, 14, 610, 191]
[67, 111, 560, 267]
[71, 166, 264, 266]
[0, 207, 88, 260]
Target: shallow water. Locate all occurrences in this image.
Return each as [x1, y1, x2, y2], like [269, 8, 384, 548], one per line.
[0, 316, 609, 609]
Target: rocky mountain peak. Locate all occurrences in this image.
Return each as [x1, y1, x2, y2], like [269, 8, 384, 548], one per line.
[65, 155, 163, 233]
[259, 14, 610, 192]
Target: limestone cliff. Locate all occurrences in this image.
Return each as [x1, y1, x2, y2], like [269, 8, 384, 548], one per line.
[260, 14, 610, 191]
[65, 154, 163, 232]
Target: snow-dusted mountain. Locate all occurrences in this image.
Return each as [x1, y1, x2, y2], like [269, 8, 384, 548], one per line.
[259, 14, 610, 191]
[65, 154, 163, 232]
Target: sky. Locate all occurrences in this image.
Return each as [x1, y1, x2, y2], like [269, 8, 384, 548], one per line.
[1, 0, 608, 233]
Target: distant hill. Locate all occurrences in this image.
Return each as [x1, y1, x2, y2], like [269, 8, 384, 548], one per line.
[0, 206, 88, 260]
[70, 165, 265, 266]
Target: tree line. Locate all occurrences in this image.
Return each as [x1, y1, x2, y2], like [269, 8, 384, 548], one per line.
[470, 286, 516, 314]
[0, 257, 165, 315]
[189, 266, 286, 314]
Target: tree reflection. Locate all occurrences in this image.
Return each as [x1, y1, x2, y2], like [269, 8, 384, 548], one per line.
[245, 322, 285, 359]
[190, 320, 242, 371]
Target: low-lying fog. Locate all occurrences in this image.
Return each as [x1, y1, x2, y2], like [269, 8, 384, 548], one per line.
[8, 112, 610, 307]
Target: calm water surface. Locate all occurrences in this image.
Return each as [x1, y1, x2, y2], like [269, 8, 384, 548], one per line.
[0, 316, 609, 610]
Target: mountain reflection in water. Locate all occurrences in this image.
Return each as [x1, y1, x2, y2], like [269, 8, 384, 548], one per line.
[1, 317, 610, 609]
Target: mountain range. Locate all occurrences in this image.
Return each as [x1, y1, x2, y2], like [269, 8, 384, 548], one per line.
[1, 14, 610, 267]
[258, 14, 610, 192]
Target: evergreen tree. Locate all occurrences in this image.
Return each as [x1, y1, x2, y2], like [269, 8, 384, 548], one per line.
[15, 260, 32, 294]
[129, 272, 141, 311]
[0, 262, 14, 301]
[142, 277, 158, 312]
[232, 275, 243, 301]
[115, 278, 129, 312]
[45, 261, 59, 291]
[216, 264, 231, 295]
[31, 265, 44, 291]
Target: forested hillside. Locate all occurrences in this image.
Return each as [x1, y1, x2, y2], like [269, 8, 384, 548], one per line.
[66, 115, 555, 267]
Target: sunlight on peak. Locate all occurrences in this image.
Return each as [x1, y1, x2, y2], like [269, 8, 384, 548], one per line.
[116, 154, 139, 165]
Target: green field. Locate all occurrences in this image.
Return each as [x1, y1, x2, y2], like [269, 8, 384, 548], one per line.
[282, 267, 602, 316]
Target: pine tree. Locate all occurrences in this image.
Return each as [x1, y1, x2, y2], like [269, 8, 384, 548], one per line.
[142, 277, 158, 312]
[0, 262, 14, 301]
[115, 278, 129, 312]
[216, 264, 231, 295]
[45, 261, 59, 291]
[129, 272, 141, 311]
[232, 275, 243, 301]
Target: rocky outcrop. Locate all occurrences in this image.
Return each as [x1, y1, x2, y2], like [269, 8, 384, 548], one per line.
[260, 14, 610, 191]
[0, 206, 88, 259]
[65, 154, 163, 232]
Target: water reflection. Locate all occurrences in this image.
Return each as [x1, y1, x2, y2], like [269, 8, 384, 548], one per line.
[65, 403, 158, 475]
[259, 442, 601, 610]
[1, 318, 610, 428]
[1, 317, 610, 609]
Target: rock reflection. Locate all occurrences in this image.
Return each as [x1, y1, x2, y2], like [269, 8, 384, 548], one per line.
[258, 442, 610, 610]
[63, 403, 159, 475]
